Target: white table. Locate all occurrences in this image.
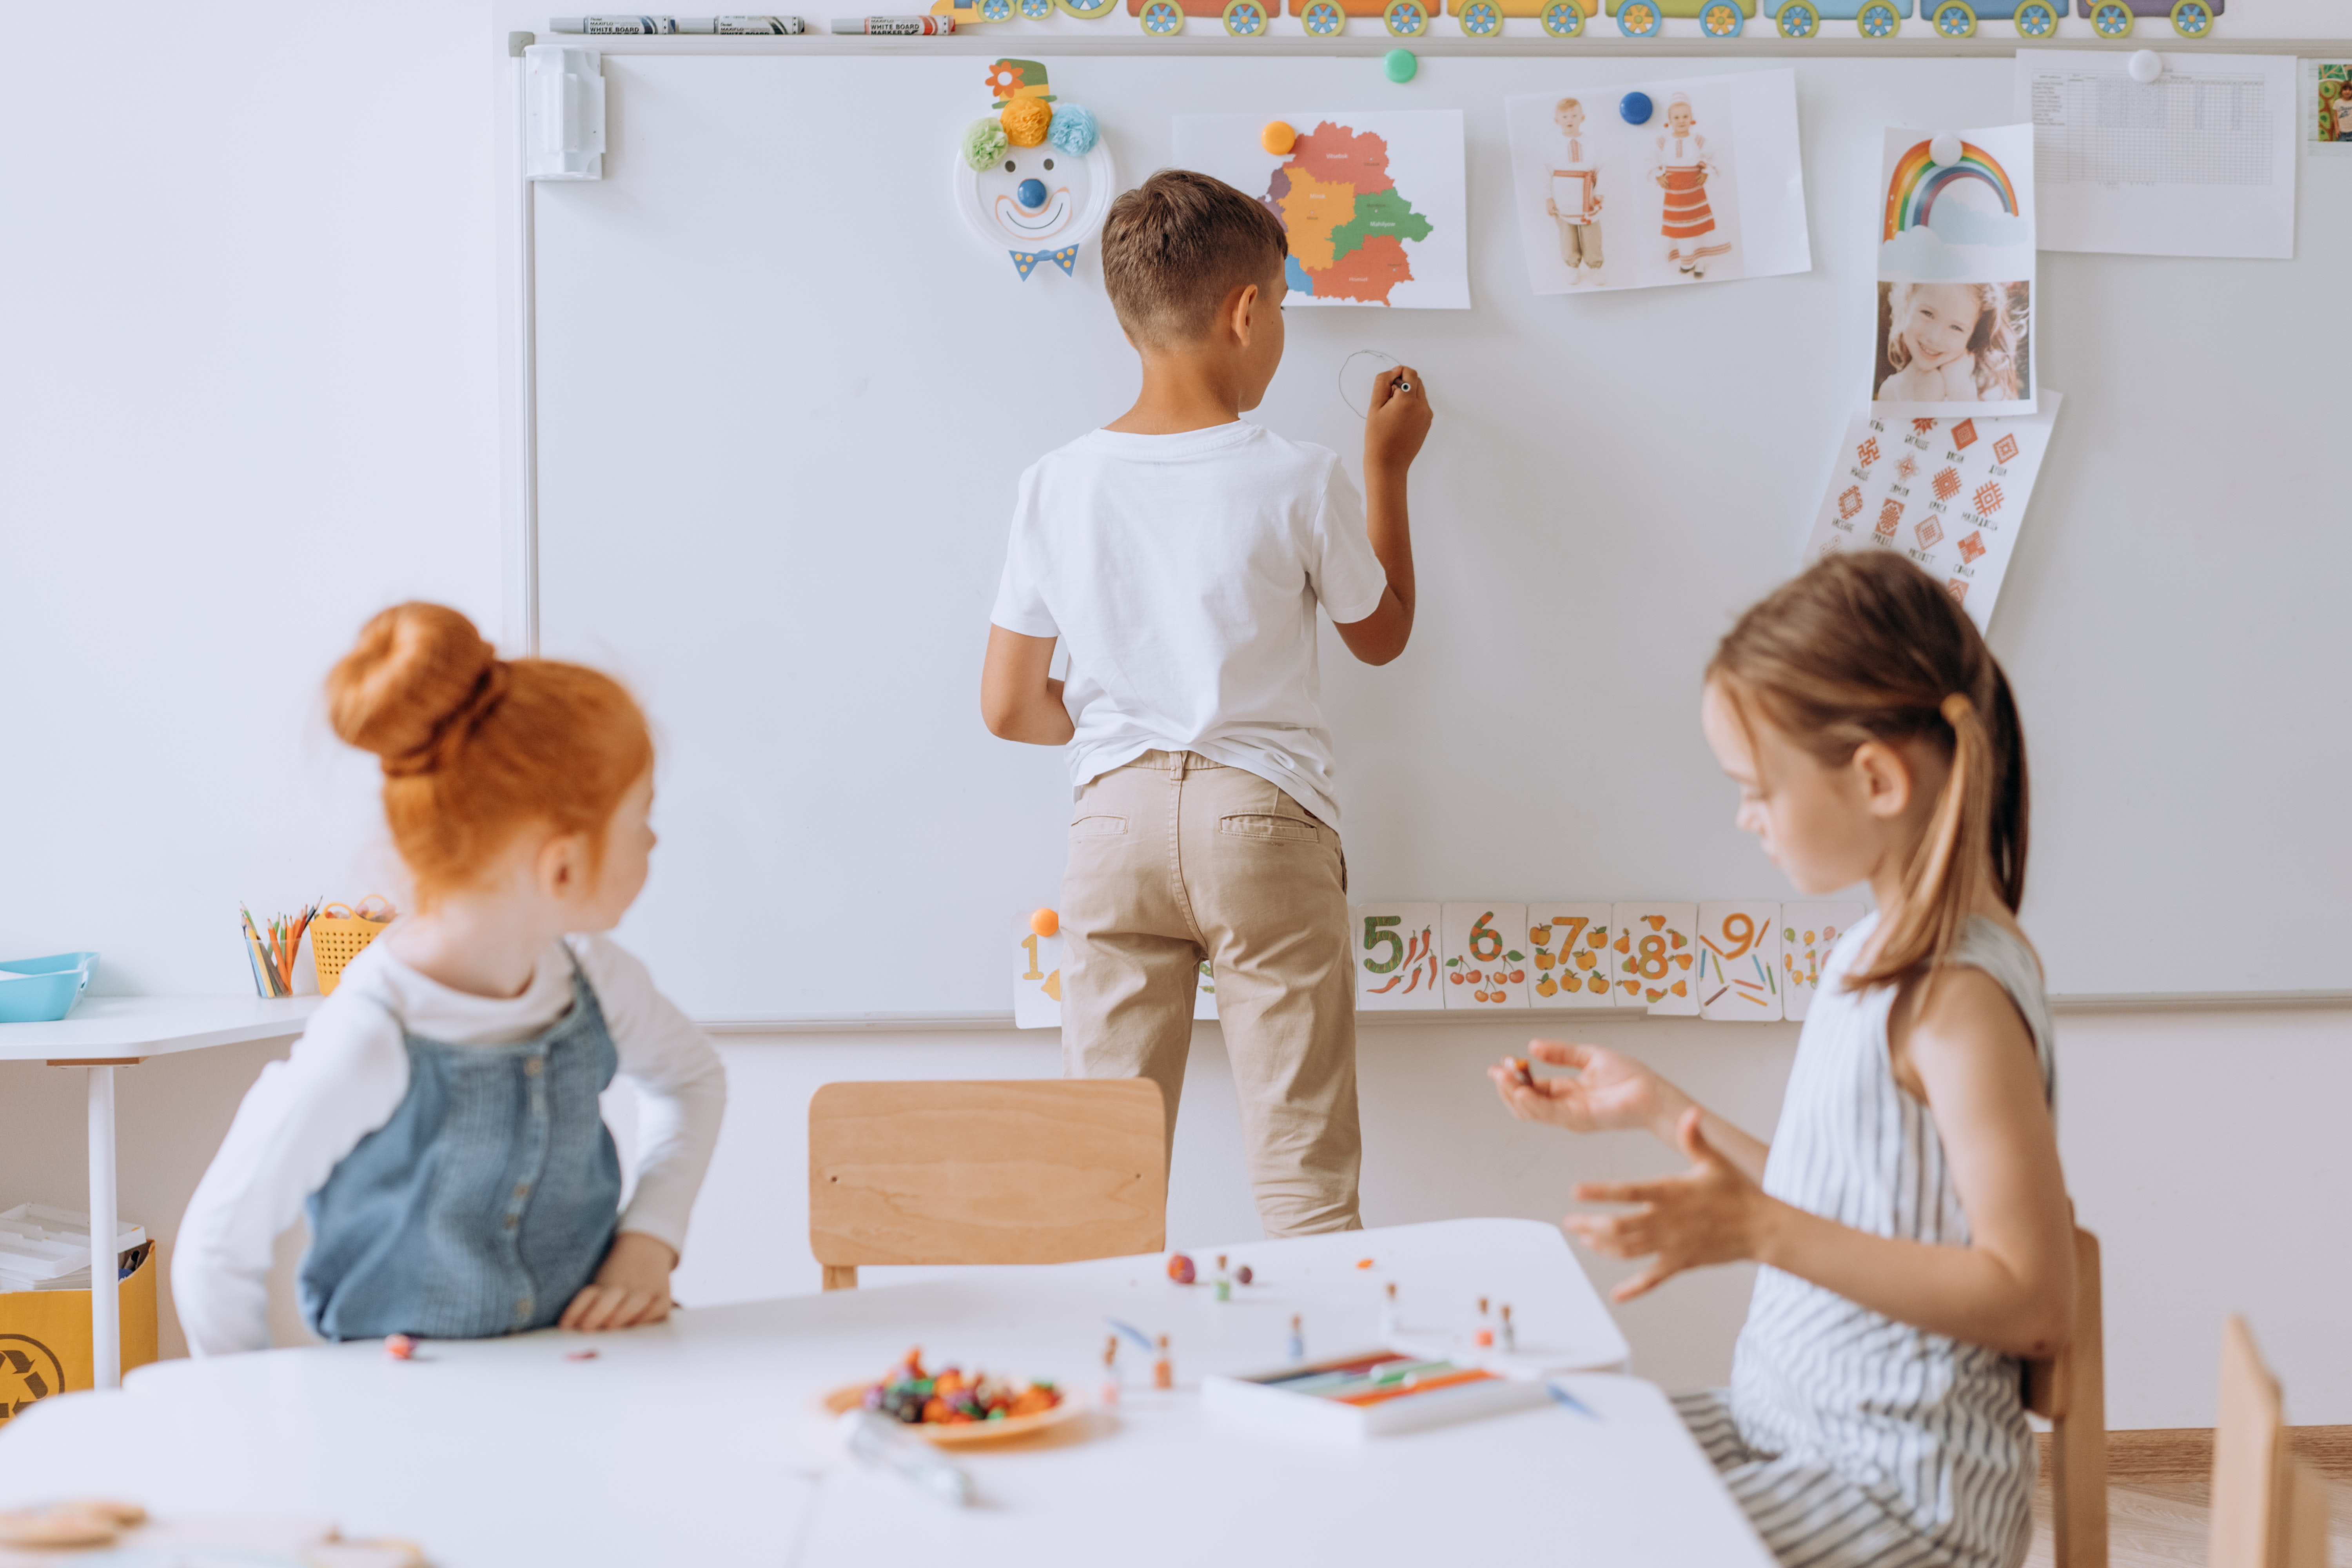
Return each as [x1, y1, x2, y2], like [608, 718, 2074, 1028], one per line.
[0, 996, 319, 1389]
[0, 1219, 1773, 1566]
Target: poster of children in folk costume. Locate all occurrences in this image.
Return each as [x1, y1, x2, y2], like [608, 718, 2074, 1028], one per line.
[1505, 73, 1812, 297]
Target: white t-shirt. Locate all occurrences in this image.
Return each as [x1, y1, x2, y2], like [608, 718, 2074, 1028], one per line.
[989, 422, 1388, 829]
[171, 931, 726, 1358]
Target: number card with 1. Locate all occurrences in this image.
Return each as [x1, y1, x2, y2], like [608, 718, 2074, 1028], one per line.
[1611, 903, 1697, 1015]
[1697, 902, 1782, 1021]
[1780, 901, 1867, 1023]
[1442, 902, 1528, 1009]
[1014, 913, 1065, 1031]
[1352, 903, 1441, 1012]
[1526, 903, 1614, 1009]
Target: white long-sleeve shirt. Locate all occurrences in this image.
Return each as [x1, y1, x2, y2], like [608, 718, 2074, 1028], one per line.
[172, 931, 726, 1358]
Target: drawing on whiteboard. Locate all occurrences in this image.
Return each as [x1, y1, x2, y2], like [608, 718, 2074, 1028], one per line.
[954, 61, 1116, 282]
[1874, 127, 2038, 417]
[1800, 395, 2062, 632]
[1171, 111, 1466, 309]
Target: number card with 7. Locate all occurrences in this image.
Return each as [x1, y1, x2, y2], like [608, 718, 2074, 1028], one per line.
[1014, 909, 1065, 1030]
[1526, 903, 1614, 1009]
[1610, 903, 1698, 1015]
[1697, 902, 1782, 1021]
[1442, 902, 1529, 1009]
[1780, 902, 1866, 1023]
[1351, 903, 1441, 1012]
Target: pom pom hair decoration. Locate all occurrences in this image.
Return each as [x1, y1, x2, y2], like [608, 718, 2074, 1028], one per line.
[1001, 96, 1053, 148]
[1047, 103, 1099, 157]
[960, 116, 1009, 171]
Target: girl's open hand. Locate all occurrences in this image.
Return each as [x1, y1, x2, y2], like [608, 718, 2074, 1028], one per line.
[1488, 1041, 1678, 1136]
[1564, 1108, 1773, 1301]
[560, 1230, 678, 1332]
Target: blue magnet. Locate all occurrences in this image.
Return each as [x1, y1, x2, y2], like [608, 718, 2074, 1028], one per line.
[1016, 177, 1047, 209]
[1619, 91, 1653, 125]
[1383, 47, 1417, 83]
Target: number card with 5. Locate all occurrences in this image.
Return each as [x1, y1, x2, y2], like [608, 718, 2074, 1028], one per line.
[1014, 909, 1065, 1031]
[1526, 903, 1614, 1009]
[1351, 903, 1441, 1012]
[1443, 902, 1528, 1009]
[1781, 902, 1866, 1023]
[1610, 903, 1697, 1015]
[1697, 902, 1782, 1021]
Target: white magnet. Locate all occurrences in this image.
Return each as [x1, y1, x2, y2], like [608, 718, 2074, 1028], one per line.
[2128, 49, 2162, 83]
[1927, 132, 1964, 167]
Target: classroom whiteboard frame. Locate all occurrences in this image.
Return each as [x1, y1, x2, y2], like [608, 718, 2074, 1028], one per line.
[505, 38, 2351, 1024]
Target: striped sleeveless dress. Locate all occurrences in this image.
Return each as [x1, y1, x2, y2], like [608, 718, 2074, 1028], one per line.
[1675, 913, 2054, 1568]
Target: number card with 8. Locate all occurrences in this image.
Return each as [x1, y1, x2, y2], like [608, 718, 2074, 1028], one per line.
[1526, 902, 1614, 1009]
[1351, 903, 1441, 1012]
[1014, 909, 1065, 1030]
[1610, 902, 1698, 1015]
[1442, 902, 1529, 1009]
[1697, 901, 1783, 1021]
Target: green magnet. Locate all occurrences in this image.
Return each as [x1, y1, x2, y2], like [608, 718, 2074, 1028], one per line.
[1383, 47, 1417, 83]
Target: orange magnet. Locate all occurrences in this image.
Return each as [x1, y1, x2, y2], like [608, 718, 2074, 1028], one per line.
[1261, 120, 1296, 155]
[1030, 908, 1060, 937]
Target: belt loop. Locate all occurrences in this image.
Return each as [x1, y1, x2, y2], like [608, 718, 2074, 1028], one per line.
[1169, 750, 1189, 782]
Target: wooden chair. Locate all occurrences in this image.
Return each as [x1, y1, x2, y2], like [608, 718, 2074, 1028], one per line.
[2025, 1225, 2108, 1568]
[808, 1079, 1167, 1291]
[2210, 1315, 2332, 1568]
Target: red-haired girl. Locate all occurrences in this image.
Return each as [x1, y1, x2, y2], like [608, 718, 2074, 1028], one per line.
[176, 604, 725, 1355]
[1493, 552, 2071, 1568]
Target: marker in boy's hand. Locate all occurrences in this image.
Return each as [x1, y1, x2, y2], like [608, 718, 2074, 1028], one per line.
[1365, 364, 1432, 475]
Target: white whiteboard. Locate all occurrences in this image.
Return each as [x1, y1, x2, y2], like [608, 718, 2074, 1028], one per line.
[532, 49, 2352, 1017]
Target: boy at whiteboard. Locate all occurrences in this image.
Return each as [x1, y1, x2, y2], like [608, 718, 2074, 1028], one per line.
[980, 169, 1432, 1234]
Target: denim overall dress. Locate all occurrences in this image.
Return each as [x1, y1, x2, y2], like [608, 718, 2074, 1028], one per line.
[299, 962, 623, 1341]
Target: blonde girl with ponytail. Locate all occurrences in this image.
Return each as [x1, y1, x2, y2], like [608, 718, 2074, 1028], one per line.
[1490, 552, 2071, 1568]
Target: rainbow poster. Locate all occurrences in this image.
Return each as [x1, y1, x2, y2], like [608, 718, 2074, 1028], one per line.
[1872, 123, 2037, 421]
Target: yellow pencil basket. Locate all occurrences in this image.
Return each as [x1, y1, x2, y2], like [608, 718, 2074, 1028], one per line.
[310, 897, 396, 995]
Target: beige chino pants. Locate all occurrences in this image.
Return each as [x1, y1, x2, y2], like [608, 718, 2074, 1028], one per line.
[1059, 751, 1360, 1236]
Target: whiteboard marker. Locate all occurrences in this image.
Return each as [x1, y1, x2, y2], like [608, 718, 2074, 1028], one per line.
[830, 14, 956, 29]
[550, 15, 809, 31]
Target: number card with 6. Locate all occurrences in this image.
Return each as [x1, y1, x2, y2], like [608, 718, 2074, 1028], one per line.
[1697, 901, 1782, 1021]
[1351, 903, 1441, 1012]
[1442, 902, 1529, 1009]
[1610, 902, 1698, 1015]
[1780, 902, 1866, 1022]
[1014, 909, 1065, 1030]
[1526, 902, 1614, 1009]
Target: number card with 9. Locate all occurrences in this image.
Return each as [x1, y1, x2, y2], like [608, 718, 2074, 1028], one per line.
[1697, 902, 1782, 1021]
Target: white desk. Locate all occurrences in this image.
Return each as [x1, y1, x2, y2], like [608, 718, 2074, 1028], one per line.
[0, 996, 319, 1389]
[0, 1219, 1773, 1566]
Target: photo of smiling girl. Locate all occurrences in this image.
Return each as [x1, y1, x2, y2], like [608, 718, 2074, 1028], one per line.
[1874, 281, 2028, 407]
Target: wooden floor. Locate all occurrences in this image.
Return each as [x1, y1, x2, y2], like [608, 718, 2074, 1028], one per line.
[2023, 1428, 2352, 1568]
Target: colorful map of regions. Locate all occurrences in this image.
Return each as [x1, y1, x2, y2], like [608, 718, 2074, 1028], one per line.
[1261, 122, 1434, 305]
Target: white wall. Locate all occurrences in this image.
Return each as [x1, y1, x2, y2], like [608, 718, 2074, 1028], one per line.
[2, 3, 2344, 1430]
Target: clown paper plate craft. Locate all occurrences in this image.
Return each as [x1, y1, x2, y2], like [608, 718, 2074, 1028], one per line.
[956, 60, 1115, 281]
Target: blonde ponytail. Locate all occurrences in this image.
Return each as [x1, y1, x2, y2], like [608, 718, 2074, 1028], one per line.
[1707, 553, 2030, 995]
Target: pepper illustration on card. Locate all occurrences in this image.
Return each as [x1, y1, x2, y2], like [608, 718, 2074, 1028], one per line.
[1697, 901, 1782, 1021]
[1610, 903, 1697, 1015]
[1014, 908, 1065, 1029]
[1527, 903, 1614, 1009]
[1353, 903, 1441, 1012]
[1780, 902, 1866, 1023]
[1443, 902, 1529, 1009]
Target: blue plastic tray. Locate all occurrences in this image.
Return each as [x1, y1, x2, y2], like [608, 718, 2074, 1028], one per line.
[0, 953, 99, 1024]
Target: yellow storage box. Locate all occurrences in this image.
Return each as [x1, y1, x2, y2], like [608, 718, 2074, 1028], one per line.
[0, 1244, 160, 1427]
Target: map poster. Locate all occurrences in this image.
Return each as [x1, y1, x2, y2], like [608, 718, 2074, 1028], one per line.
[1169, 111, 1468, 310]
[1504, 71, 1810, 297]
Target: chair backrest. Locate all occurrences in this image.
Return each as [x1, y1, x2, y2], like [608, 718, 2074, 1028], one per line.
[2024, 1226, 2108, 1568]
[2211, 1316, 2332, 1568]
[808, 1078, 1167, 1290]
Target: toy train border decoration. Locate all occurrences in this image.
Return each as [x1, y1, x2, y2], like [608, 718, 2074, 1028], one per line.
[935, 0, 2214, 39]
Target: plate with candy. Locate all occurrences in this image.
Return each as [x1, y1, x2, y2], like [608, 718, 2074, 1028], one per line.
[822, 1347, 1085, 1447]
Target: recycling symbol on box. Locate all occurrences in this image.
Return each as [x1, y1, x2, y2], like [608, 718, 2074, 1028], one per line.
[0, 1335, 65, 1424]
